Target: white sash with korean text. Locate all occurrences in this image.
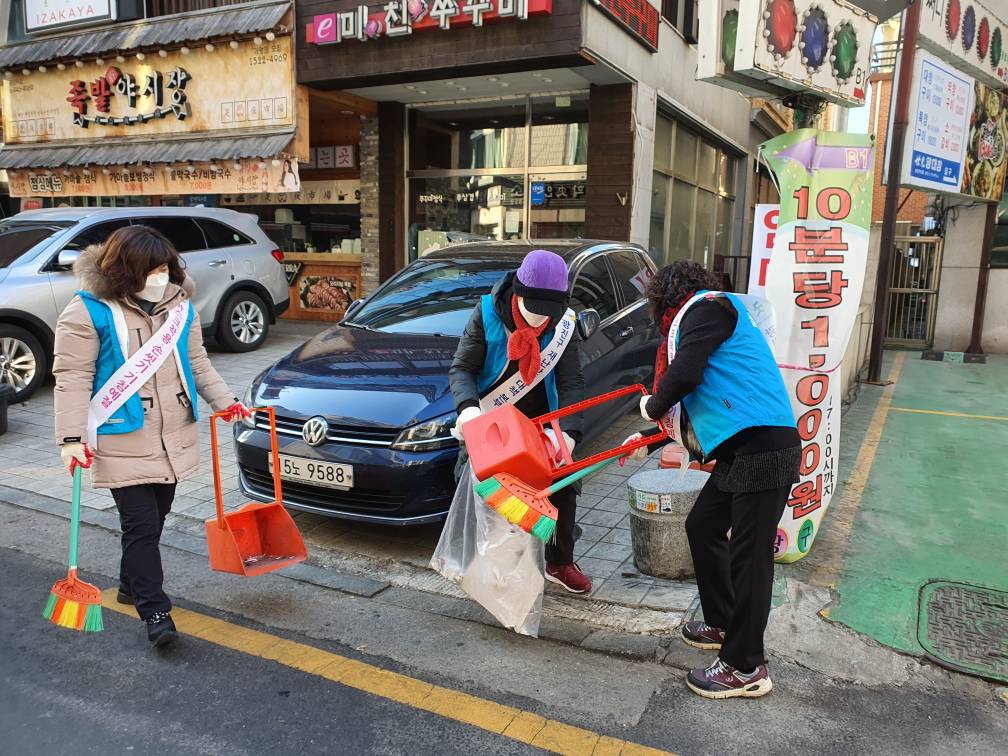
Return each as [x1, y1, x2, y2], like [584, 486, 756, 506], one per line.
[661, 292, 777, 459]
[478, 308, 578, 412]
[86, 299, 189, 447]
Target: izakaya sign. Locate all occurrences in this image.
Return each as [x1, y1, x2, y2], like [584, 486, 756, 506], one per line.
[1, 36, 295, 143]
[760, 129, 875, 563]
[305, 0, 551, 44]
[25, 0, 115, 33]
[7, 159, 301, 198]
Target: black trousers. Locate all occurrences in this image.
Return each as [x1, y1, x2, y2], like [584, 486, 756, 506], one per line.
[110, 483, 176, 621]
[685, 476, 788, 672]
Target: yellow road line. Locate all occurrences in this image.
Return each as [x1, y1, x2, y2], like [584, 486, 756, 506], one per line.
[812, 352, 906, 590]
[102, 590, 673, 756]
[889, 407, 1008, 422]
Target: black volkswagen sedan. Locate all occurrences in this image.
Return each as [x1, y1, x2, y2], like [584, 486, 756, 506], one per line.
[234, 241, 659, 525]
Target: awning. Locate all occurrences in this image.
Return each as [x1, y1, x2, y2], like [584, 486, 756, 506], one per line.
[0, 130, 295, 169]
[0, 0, 291, 69]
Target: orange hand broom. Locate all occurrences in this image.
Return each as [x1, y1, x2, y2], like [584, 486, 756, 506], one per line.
[474, 458, 616, 542]
[42, 465, 103, 632]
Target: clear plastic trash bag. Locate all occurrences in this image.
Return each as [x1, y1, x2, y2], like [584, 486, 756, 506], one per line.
[430, 462, 544, 637]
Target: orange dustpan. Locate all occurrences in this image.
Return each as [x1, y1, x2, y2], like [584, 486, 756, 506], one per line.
[205, 406, 307, 576]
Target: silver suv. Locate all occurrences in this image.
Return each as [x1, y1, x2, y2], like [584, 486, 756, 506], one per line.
[0, 207, 290, 402]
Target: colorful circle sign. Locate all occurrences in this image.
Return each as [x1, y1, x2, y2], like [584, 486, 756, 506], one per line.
[993, 27, 1004, 70]
[831, 21, 858, 83]
[978, 17, 990, 61]
[722, 9, 739, 70]
[946, 0, 961, 41]
[797, 519, 815, 554]
[800, 6, 829, 72]
[962, 6, 976, 52]
[763, 0, 798, 59]
[773, 528, 789, 558]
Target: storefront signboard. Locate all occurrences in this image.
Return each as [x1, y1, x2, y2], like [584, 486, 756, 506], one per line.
[283, 262, 304, 286]
[893, 49, 1008, 201]
[747, 203, 779, 298]
[760, 128, 875, 563]
[305, 0, 552, 45]
[918, 0, 1008, 88]
[300, 276, 357, 315]
[25, 0, 116, 33]
[7, 158, 301, 198]
[699, 0, 781, 97]
[1, 36, 295, 143]
[221, 179, 361, 205]
[734, 0, 877, 106]
[588, 0, 660, 52]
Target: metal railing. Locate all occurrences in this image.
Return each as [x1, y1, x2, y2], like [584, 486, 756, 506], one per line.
[884, 235, 943, 349]
[870, 40, 901, 74]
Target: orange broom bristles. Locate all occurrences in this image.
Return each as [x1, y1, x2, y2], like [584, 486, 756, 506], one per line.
[42, 568, 103, 633]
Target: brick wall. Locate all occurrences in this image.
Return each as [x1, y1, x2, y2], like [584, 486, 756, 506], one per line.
[869, 73, 930, 225]
[585, 84, 635, 241]
[358, 116, 380, 296]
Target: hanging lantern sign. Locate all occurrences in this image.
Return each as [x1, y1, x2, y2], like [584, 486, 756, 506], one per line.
[917, 0, 1008, 88]
[734, 0, 879, 107]
[699, 0, 790, 96]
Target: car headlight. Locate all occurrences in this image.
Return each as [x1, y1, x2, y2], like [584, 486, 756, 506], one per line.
[391, 412, 458, 452]
[240, 384, 256, 429]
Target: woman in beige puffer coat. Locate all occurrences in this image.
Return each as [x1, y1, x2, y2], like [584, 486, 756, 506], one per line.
[53, 225, 249, 646]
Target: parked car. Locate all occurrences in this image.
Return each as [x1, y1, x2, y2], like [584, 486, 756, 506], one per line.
[235, 240, 659, 525]
[0, 207, 290, 401]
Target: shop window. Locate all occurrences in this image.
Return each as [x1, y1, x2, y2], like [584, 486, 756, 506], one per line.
[654, 117, 674, 173]
[134, 217, 206, 253]
[607, 250, 651, 307]
[661, 0, 699, 43]
[531, 94, 589, 167]
[994, 193, 1008, 268]
[62, 220, 131, 251]
[674, 128, 698, 183]
[668, 182, 695, 260]
[571, 257, 618, 321]
[197, 219, 254, 250]
[411, 101, 527, 171]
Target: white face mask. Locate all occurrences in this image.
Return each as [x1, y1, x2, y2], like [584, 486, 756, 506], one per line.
[137, 272, 170, 302]
[517, 297, 549, 328]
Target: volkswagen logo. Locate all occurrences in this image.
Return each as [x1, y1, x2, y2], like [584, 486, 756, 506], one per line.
[302, 416, 329, 447]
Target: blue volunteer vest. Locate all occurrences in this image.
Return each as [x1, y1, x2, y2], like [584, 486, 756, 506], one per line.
[475, 294, 560, 411]
[677, 291, 795, 456]
[78, 291, 199, 436]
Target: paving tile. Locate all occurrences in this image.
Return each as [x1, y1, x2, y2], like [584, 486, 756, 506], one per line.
[576, 556, 622, 580]
[590, 577, 653, 606]
[573, 522, 610, 543]
[585, 540, 634, 563]
[578, 509, 625, 528]
[641, 582, 700, 612]
[601, 527, 633, 546]
[593, 496, 629, 514]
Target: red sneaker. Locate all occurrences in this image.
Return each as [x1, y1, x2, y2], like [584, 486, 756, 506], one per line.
[545, 562, 593, 594]
[686, 659, 773, 699]
[681, 621, 726, 650]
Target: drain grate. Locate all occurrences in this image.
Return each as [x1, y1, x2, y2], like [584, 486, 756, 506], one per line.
[918, 581, 1008, 683]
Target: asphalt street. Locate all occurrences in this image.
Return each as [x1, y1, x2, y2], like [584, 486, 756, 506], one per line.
[2, 501, 1007, 755]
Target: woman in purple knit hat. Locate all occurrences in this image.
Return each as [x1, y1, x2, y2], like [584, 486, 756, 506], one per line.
[448, 248, 591, 593]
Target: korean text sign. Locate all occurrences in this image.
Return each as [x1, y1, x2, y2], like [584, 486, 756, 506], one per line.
[761, 129, 875, 563]
[747, 203, 779, 298]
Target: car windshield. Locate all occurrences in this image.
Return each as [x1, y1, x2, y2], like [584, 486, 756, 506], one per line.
[347, 258, 518, 336]
[0, 219, 72, 267]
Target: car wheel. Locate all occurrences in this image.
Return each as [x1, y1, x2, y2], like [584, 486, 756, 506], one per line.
[0, 325, 48, 402]
[218, 290, 270, 352]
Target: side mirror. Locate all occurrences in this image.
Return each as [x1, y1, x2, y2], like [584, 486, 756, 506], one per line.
[342, 298, 364, 322]
[55, 249, 80, 270]
[577, 308, 600, 340]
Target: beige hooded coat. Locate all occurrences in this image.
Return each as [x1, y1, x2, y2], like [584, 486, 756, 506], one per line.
[53, 245, 236, 489]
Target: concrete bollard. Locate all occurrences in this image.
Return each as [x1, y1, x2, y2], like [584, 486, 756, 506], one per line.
[626, 468, 709, 579]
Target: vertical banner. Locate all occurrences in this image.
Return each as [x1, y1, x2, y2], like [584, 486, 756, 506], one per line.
[760, 129, 875, 563]
[747, 203, 779, 298]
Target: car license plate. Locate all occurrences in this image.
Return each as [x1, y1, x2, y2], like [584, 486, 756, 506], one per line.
[269, 454, 354, 490]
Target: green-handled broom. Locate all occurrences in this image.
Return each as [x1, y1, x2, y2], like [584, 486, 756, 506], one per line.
[42, 465, 103, 633]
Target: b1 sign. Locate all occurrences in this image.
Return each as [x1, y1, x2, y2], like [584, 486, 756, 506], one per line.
[25, 0, 116, 33]
[747, 204, 779, 298]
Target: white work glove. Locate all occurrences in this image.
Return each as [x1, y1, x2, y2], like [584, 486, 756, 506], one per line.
[640, 394, 656, 422]
[620, 432, 648, 462]
[544, 428, 576, 465]
[451, 406, 482, 441]
[59, 442, 92, 474]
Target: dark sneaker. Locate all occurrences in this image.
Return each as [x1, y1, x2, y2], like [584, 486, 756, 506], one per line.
[146, 612, 178, 648]
[117, 586, 134, 605]
[545, 562, 593, 594]
[686, 659, 773, 699]
[681, 621, 725, 650]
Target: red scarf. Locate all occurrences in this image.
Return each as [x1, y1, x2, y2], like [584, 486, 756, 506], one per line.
[508, 295, 550, 384]
[652, 291, 696, 393]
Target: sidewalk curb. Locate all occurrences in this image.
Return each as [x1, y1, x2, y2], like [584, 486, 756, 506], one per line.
[0, 484, 684, 663]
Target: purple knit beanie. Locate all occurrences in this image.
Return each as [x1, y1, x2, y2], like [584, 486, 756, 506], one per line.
[513, 249, 569, 319]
